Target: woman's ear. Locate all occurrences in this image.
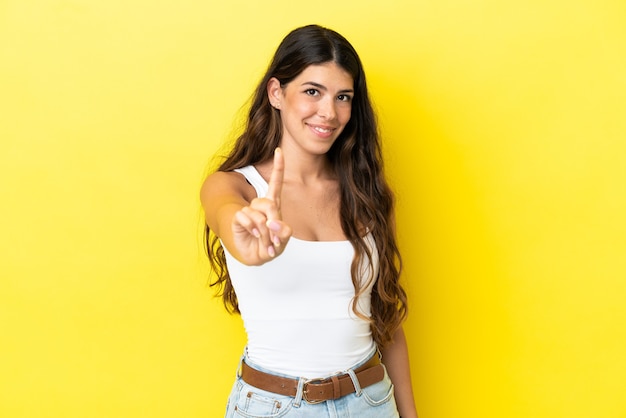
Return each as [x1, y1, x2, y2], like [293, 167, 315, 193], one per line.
[267, 77, 282, 109]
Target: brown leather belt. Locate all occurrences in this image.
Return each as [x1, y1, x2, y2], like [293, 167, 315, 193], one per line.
[240, 354, 384, 404]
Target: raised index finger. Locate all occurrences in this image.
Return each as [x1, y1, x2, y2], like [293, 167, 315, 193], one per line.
[266, 147, 284, 205]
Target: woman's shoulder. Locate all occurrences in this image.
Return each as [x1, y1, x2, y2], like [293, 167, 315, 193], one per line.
[200, 169, 257, 204]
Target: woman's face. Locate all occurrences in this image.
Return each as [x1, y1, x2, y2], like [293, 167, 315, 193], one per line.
[268, 62, 354, 156]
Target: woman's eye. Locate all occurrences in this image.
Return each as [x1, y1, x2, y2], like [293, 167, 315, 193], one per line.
[337, 94, 352, 102]
[305, 89, 319, 96]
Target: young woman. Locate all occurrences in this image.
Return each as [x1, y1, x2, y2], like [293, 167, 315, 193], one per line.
[201, 24, 418, 417]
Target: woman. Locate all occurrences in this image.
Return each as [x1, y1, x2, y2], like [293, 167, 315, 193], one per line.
[201, 24, 418, 417]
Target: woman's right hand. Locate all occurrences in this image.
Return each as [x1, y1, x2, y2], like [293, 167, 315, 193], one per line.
[230, 148, 292, 264]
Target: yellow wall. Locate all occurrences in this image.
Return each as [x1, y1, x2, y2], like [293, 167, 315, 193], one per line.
[1, 0, 625, 417]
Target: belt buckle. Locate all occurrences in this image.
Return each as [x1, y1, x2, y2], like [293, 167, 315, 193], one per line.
[302, 378, 328, 404]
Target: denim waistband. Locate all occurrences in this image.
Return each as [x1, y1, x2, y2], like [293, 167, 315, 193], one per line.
[237, 345, 381, 407]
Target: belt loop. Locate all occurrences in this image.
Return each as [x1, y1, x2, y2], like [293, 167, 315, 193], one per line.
[346, 368, 362, 397]
[293, 377, 305, 408]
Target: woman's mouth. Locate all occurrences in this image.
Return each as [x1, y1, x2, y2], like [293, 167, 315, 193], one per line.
[308, 124, 336, 138]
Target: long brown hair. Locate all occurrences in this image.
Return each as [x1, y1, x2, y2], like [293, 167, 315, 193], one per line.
[205, 24, 407, 348]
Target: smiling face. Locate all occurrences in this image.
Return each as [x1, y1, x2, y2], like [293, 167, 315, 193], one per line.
[267, 62, 354, 156]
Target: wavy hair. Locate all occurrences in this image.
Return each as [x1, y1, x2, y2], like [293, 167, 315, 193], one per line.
[204, 24, 407, 348]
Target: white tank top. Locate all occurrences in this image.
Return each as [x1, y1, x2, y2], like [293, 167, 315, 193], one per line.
[223, 165, 378, 378]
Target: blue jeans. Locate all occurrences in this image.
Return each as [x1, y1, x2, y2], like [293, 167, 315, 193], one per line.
[224, 349, 399, 417]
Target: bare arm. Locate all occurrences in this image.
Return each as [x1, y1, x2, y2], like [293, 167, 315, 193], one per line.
[381, 326, 418, 418]
[200, 148, 292, 265]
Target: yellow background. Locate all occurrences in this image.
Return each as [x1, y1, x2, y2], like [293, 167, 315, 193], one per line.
[1, 0, 625, 417]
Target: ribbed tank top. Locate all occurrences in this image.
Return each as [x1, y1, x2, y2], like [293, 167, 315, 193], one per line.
[223, 165, 378, 378]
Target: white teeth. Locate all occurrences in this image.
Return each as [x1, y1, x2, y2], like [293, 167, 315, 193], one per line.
[313, 126, 332, 133]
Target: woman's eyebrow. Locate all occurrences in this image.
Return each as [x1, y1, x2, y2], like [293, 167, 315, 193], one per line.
[301, 81, 354, 94]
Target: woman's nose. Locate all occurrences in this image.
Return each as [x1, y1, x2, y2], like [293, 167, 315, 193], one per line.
[318, 98, 337, 120]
